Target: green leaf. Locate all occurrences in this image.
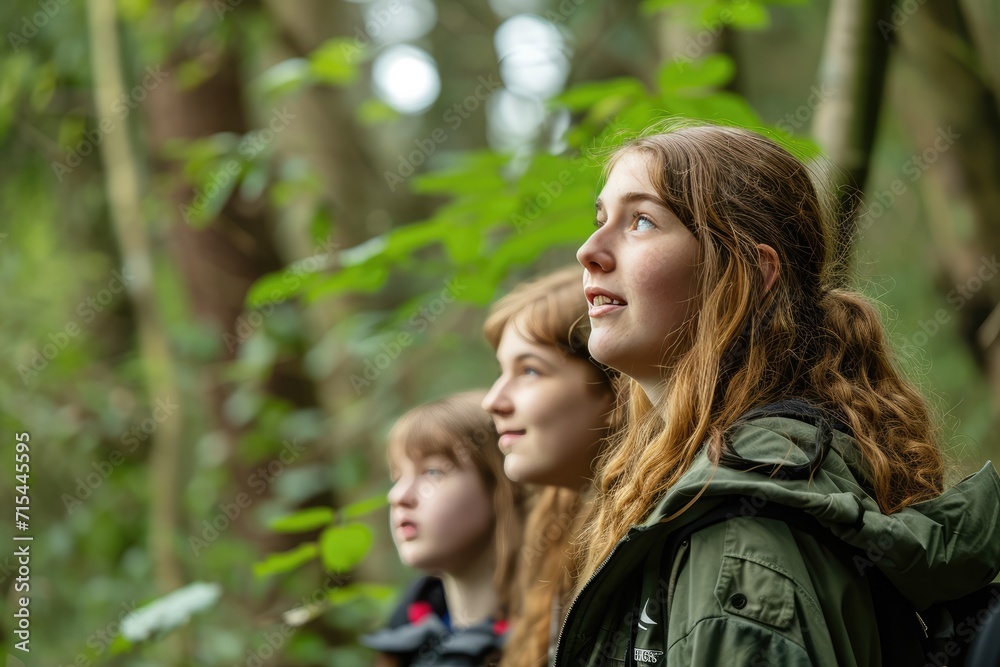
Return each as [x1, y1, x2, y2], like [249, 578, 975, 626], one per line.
[319, 523, 372, 572]
[340, 495, 388, 520]
[442, 224, 482, 263]
[658, 54, 735, 94]
[177, 58, 213, 90]
[305, 264, 390, 302]
[245, 266, 323, 307]
[253, 542, 319, 577]
[412, 152, 509, 196]
[184, 158, 243, 228]
[239, 160, 270, 201]
[109, 634, 134, 655]
[310, 38, 363, 86]
[381, 220, 449, 260]
[640, 0, 689, 10]
[357, 98, 399, 126]
[704, 1, 770, 29]
[654, 90, 762, 127]
[554, 77, 646, 112]
[328, 583, 398, 605]
[269, 507, 335, 533]
[255, 58, 312, 100]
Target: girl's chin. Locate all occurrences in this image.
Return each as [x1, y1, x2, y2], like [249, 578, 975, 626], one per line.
[505, 459, 564, 487]
[587, 332, 623, 367]
[503, 457, 529, 483]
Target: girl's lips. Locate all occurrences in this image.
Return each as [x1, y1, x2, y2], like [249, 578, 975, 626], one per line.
[585, 287, 627, 318]
[588, 302, 626, 318]
[397, 522, 418, 540]
[498, 431, 525, 453]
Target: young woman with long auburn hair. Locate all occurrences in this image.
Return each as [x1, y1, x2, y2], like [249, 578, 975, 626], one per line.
[556, 124, 1000, 666]
[480, 267, 623, 667]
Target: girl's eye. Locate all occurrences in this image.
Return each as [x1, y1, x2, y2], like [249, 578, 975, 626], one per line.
[593, 218, 605, 229]
[633, 213, 655, 231]
[423, 468, 443, 478]
[521, 366, 541, 377]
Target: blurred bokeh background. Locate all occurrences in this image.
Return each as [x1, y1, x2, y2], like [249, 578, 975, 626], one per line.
[1, 0, 999, 664]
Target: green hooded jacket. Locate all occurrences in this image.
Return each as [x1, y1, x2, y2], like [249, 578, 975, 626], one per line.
[553, 414, 1000, 667]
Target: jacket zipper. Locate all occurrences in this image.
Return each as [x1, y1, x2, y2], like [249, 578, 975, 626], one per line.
[553, 531, 634, 667]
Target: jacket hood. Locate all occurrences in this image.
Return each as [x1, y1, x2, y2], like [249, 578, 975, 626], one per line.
[643, 414, 1000, 610]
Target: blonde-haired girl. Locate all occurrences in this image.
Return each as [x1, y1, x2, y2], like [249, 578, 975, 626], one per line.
[482, 267, 622, 667]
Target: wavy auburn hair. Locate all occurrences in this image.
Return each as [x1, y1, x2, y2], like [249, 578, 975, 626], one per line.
[387, 391, 524, 618]
[579, 124, 945, 578]
[484, 266, 623, 667]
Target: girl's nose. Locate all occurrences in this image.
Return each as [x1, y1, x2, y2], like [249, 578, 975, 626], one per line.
[388, 476, 416, 507]
[577, 227, 615, 273]
[482, 376, 513, 416]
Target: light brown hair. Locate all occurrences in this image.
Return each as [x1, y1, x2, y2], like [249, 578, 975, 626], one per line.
[387, 390, 523, 617]
[579, 124, 945, 578]
[484, 266, 623, 667]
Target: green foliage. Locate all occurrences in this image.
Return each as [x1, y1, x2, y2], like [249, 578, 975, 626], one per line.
[254, 543, 320, 578]
[641, 0, 806, 27]
[242, 48, 824, 320]
[3, 0, 995, 664]
[319, 523, 373, 573]
[255, 495, 385, 577]
[269, 507, 336, 532]
[254, 37, 369, 101]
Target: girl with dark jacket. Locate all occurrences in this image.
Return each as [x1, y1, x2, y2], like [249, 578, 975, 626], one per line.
[362, 391, 523, 666]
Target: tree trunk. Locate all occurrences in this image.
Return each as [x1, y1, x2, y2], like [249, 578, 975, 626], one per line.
[894, 2, 1000, 428]
[87, 0, 185, 598]
[142, 0, 327, 567]
[811, 0, 892, 273]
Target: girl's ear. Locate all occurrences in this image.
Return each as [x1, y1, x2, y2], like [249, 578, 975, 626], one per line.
[756, 243, 780, 293]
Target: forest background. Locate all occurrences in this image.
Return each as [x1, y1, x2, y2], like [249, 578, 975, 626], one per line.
[1, 0, 999, 664]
